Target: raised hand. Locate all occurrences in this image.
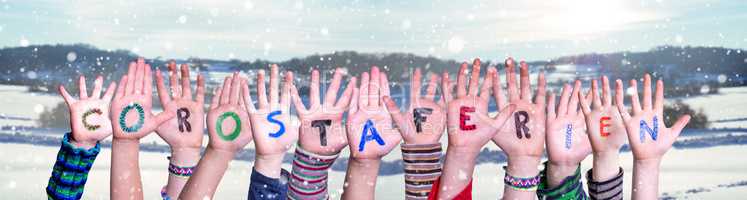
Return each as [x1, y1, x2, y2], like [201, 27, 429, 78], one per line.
[207, 73, 253, 152]
[155, 61, 206, 151]
[546, 81, 591, 166]
[383, 68, 447, 145]
[579, 76, 627, 181]
[616, 74, 690, 199]
[346, 66, 402, 159]
[491, 58, 547, 162]
[110, 58, 173, 140]
[290, 68, 355, 155]
[59, 75, 117, 148]
[437, 59, 515, 200]
[244, 64, 297, 177]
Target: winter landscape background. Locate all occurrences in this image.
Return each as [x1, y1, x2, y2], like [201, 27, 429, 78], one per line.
[1, 0, 747, 199]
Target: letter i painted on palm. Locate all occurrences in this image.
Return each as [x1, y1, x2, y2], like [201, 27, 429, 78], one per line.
[564, 124, 572, 149]
[358, 119, 386, 152]
[639, 116, 659, 142]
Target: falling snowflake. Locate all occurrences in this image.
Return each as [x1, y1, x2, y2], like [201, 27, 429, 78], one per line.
[27, 71, 37, 79]
[66, 51, 77, 62]
[320, 27, 329, 36]
[717, 74, 727, 83]
[244, 1, 254, 10]
[34, 104, 44, 114]
[178, 15, 188, 24]
[19, 37, 29, 47]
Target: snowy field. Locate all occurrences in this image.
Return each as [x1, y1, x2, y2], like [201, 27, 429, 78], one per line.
[0, 84, 746, 199]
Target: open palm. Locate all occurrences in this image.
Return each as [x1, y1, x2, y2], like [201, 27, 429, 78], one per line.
[155, 61, 205, 150]
[245, 65, 298, 156]
[384, 68, 448, 145]
[60, 75, 117, 148]
[546, 81, 591, 165]
[580, 76, 627, 154]
[206, 73, 253, 152]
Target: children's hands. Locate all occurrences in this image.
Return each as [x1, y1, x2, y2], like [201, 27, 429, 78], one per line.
[446, 59, 515, 153]
[206, 73, 253, 152]
[383, 68, 447, 145]
[155, 61, 205, 150]
[616, 74, 690, 161]
[579, 76, 627, 155]
[246, 64, 298, 157]
[110, 58, 174, 140]
[346, 67, 402, 159]
[491, 58, 546, 159]
[291, 68, 355, 155]
[59, 75, 117, 148]
[546, 81, 591, 166]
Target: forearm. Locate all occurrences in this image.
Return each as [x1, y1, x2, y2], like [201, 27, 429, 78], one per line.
[546, 162, 579, 188]
[288, 147, 339, 200]
[538, 161, 587, 200]
[254, 153, 285, 178]
[341, 158, 381, 200]
[110, 139, 143, 200]
[401, 143, 442, 200]
[437, 147, 477, 199]
[164, 147, 201, 199]
[179, 147, 234, 199]
[632, 159, 660, 200]
[592, 151, 620, 181]
[47, 133, 101, 200]
[502, 156, 540, 200]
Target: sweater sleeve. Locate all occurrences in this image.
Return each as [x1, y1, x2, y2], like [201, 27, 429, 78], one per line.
[537, 162, 589, 200]
[586, 168, 624, 200]
[401, 143, 443, 200]
[46, 133, 101, 200]
[426, 176, 472, 200]
[248, 167, 290, 200]
[287, 147, 339, 200]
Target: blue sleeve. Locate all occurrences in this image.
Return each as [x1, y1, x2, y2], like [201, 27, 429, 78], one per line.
[46, 133, 100, 200]
[248, 167, 289, 200]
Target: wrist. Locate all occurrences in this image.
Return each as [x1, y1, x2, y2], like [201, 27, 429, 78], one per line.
[69, 137, 98, 149]
[506, 156, 541, 177]
[349, 157, 382, 170]
[592, 151, 620, 181]
[546, 162, 579, 188]
[634, 158, 661, 168]
[254, 153, 286, 179]
[170, 147, 202, 167]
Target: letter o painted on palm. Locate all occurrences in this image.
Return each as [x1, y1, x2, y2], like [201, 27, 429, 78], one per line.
[216, 112, 241, 141]
[119, 103, 145, 133]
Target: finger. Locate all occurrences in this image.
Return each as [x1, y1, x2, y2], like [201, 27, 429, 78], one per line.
[547, 92, 557, 119]
[615, 79, 631, 121]
[168, 61, 181, 98]
[269, 64, 280, 107]
[125, 61, 136, 95]
[58, 85, 76, 105]
[257, 70, 269, 109]
[505, 58, 519, 101]
[424, 73, 439, 101]
[210, 88, 221, 109]
[310, 69, 321, 107]
[535, 71, 547, 106]
[492, 104, 517, 128]
[220, 76, 232, 105]
[568, 80, 581, 115]
[349, 87, 359, 114]
[290, 80, 307, 114]
[492, 68, 507, 108]
[479, 67, 495, 101]
[591, 79, 602, 109]
[629, 79, 642, 114]
[519, 61, 531, 102]
[441, 71, 453, 105]
[155, 68, 172, 106]
[383, 96, 409, 134]
[410, 68, 422, 104]
[281, 71, 292, 111]
[359, 72, 369, 108]
[241, 78, 256, 112]
[153, 110, 175, 126]
[115, 75, 128, 100]
[180, 64, 193, 99]
[456, 62, 468, 97]
[557, 84, 571, 116]
[670, 115, 691, 139]
[143, 64, 153, 96]
[335, 77, 357, 109]
[655, 79, 664, 112]
[229, 72, 241, 105]
[642, 74, 652, 111]
[579, 88, 591, 116]
[101, 82, 117, 102]
[381, 72, 391, 97]
[324, 68, 344, 106]
[91, 76, 103, 99]
[369, 66, 380, 107]
[602, 75, 612, 106]
[468, 58, 481, 96]
[195, 74, 206, 104]
[78, 76, 88, 100]
[134, 58, 145, 95]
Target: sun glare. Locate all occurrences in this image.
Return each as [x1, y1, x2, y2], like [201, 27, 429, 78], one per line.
[544, 0, 633, 35]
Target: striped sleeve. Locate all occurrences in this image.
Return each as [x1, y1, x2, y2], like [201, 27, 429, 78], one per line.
[586, 168, 623, 200]
[46, 133, 100, 200]
[401, 143, 443, 200]
[288, 147, 339, 200]
[537, 162, 588, 200]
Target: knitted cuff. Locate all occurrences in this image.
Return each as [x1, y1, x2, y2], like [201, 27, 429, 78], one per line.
[288, 147, 339, 200]
[401, 143, 442, 200]
[46, 133, 101, 200]
[586, 167, 624, 200]
[537, 162, 588, 200]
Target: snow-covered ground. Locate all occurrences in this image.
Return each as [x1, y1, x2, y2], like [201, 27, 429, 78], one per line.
[0, 83, 746, 199]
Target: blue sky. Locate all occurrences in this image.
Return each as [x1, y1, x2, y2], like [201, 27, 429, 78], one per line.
[0, 0, 745, 62]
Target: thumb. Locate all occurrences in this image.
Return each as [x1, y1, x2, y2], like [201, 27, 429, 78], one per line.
[669, 114, 691, 139]
[492, 104, 517, 129]
[383, 96, 409, 134]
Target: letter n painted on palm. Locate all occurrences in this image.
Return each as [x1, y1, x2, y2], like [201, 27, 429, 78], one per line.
[639, 116, 659, 142]
[358, 119, 386, 152]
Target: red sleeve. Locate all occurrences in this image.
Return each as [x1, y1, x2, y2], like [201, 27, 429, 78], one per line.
[427, 176, 473, 200]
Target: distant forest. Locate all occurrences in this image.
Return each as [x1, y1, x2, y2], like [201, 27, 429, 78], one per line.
[1, 44, 746, 94]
